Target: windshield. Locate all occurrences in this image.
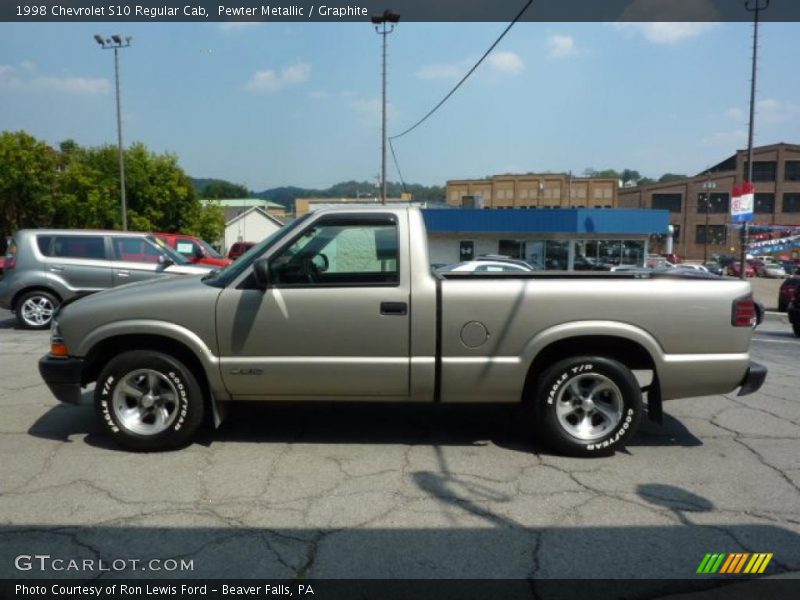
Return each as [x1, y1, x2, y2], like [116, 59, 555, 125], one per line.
[148, 235, 190, 265]
[197, 238, 223, 259]
[204, 215, 311, 287]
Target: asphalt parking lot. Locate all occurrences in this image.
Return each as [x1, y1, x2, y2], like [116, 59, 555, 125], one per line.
[0, 303, 798, 593]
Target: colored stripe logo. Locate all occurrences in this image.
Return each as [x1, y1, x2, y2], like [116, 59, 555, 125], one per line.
[696, 552, 773, 574]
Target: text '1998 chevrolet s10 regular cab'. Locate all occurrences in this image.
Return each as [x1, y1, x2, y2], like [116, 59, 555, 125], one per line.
[39, 207, 767, 455]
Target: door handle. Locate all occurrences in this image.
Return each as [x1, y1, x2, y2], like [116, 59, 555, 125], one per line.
[380, 302, 407, 316]
[49, 266, 65, 272]
[117, 270, 130, 277]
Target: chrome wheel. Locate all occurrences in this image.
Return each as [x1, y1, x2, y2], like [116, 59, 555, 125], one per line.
[112, 369, 179, 436]
[554, 373, 624, 441]
[20, 295, 55, 327]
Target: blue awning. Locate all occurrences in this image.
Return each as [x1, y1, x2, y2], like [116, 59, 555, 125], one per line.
[421, 208, 670, 235]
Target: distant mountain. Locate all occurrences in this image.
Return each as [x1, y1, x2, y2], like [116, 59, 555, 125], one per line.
[190, 177, 444, 211]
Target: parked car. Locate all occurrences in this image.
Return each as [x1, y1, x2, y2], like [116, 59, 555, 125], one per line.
[0, 229, 211, 329]
[728, 261, 756, 278]
[437, 260, 533, 273]
[228, 241, 256, 261]
[778, 276, 800, 312]
[750, 257, 786, 278]
[474, 254, 541, 270]
[703, 262, 724, 276]
[671, 263, 709, 273]
[155, 233, 231, 268]
[789, 299, 800, 337]
[39, 207, 765, 455]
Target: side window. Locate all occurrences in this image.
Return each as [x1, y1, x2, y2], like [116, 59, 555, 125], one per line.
[270, 218, 399, 286]
[175, 241, 195, 257]
[111, 237, 162, 264]
[52, 236, 107, 260]
[36, 235, 54, 256]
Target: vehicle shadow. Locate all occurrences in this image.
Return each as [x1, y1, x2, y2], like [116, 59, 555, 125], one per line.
[27, 396, 702, 454]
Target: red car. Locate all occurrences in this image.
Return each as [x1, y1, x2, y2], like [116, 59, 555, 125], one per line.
[728, 261, 756, 278]
[779, 276, 800, 312]
[228, 241, 256, 260]
[155, 233, 231, 268]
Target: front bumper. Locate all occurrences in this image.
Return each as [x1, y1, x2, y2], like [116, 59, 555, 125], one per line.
[38, 355, 84, 404]
[737, 361, 768, 396]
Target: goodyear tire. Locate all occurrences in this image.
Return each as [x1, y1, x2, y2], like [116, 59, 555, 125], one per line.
[534, 356, 642, 457]
[16, 290, 59, 330]
[95, 351, 204, 451]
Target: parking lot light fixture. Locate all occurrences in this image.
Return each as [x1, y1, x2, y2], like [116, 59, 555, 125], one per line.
[94, 33, 132, 230]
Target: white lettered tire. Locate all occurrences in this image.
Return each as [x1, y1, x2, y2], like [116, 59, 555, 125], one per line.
[533, 356, 642, 457]
[95, 350, 204, 451]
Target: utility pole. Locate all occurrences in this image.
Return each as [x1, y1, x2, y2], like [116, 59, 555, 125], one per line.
[371, 10, 400, 205]
[94, 34, 132, 230]
[741, 0, 769, 278]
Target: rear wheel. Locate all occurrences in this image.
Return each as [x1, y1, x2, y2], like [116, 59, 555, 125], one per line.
[533, 356, 643, 457]
[16, 290, 59, 329]
[95, 350, 204, 451]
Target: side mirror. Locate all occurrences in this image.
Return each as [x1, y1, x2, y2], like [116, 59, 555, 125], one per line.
[252, 258, 271, 289]
[157, 254, 173, 268]
[193, 247, 204, 259]
[312, 253, 329, 272]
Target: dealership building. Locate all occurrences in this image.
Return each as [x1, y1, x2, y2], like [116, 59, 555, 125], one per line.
[422, 208, 669, 269]
[618, 143, 800, 260]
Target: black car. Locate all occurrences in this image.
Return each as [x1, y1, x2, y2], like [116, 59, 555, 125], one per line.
[788, 300, 800, 337]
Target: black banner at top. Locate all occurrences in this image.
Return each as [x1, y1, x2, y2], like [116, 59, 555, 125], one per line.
[3, 0, 800, 23]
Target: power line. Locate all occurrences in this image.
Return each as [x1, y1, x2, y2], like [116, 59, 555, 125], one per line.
[388, 138, 407, 194]
[389, 0, 534, 142]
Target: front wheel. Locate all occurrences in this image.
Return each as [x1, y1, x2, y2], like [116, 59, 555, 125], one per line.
[533, 356, 643, 457]
[95, 350, 205, 451]
[16, 290, 59, 329]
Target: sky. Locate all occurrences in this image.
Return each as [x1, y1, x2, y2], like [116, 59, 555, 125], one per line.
[2, 20, 800, 191]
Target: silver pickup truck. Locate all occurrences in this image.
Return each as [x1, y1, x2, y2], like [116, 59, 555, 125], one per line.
[38, 207, 766, 455]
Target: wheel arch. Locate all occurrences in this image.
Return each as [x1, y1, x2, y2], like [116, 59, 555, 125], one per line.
[82, 333, 224, 426]
[12, 286, 62, 311]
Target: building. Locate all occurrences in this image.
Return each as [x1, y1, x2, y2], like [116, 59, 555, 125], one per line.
[223, 207, 284, 254]
[618, 143, 800, 260]
[295, 194, 414, 216]
[202, 198, 289, 222]
[446, 173, 619, 210]
[422, 208, 669, 270]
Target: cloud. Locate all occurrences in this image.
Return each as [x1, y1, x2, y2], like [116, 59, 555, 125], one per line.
[613, 22, 715, 44]
[0, 64, 109, 94]
[756, 98, 800, 124]
[486, 51, 525, 75]
[702, 129, 747, 147]
[245, 63, 311, 92]
[725, 107, 744, 121]
[416, 50, 524, 81]
[547, 35, 577, 58]
[308, 90, 357, 99]
[351, 98, 398, 125]
[415, 60, 470, 81]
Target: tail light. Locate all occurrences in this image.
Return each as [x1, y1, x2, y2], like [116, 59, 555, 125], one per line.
[3, 257, 15, 270]
[732, 295, 757, 327]
[4, 238, 16, 270]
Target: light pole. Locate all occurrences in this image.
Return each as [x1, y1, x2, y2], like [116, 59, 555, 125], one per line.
[94, 34, 132, 230]
[740, 0, 769, 278]
[371, 9, 400, 205]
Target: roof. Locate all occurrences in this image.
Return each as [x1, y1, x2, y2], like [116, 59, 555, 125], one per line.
[225, 206, 284, 228]
[421, 208, 669, 235]
[203, 198, 285, 210]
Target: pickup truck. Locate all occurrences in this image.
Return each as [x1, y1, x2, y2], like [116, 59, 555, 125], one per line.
[38, 207, 767, 455]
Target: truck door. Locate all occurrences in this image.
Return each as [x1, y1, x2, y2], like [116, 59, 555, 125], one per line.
[216, 214, 411, 398]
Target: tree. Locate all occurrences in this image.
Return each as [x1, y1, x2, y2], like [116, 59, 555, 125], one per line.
[658, 173, 688, 183]
[199, 179, 250, 199]
[620, 169, 643, 185]
[0, 131, 58, 237]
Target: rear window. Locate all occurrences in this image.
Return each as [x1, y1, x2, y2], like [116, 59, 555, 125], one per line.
[39, 235, 107, 260]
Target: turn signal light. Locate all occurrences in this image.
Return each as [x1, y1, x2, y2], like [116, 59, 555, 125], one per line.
[50, 342, 69, 357]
